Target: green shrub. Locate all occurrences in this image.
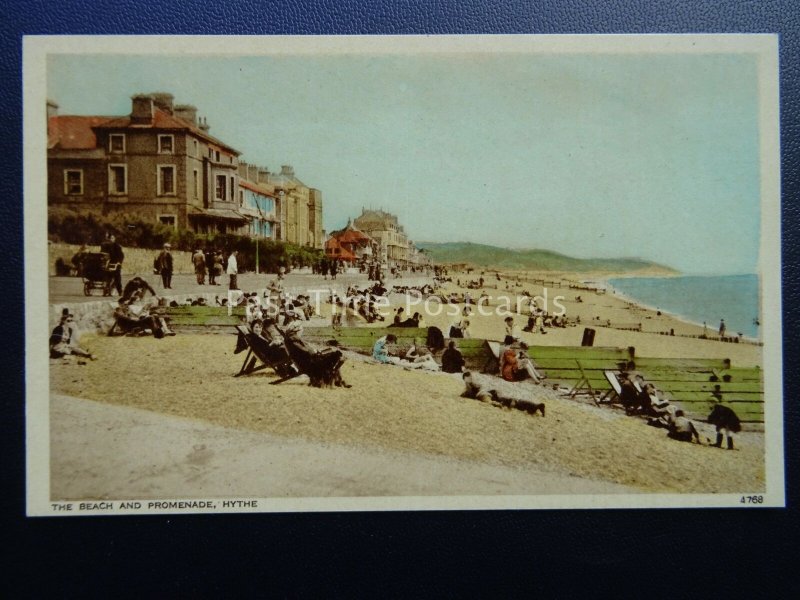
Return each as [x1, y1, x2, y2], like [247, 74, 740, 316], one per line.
[48, 207, 322, 273]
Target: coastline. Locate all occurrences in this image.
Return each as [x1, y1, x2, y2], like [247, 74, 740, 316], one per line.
[601, 276, 761, 344]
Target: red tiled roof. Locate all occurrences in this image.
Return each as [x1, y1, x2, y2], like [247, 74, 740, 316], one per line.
[337, 229, 372, 244]
[48, 116, 116, 150]
[94, 108, 241, 155]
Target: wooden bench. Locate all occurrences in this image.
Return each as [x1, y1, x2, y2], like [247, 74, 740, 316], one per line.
[302, 327, 429, 353]
[633, 358, 763, 424]
[164, 305, 244, 330]
[480, 344, 635, 397]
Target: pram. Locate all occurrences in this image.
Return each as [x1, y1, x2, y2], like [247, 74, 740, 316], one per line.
[80, 252, 117, 296]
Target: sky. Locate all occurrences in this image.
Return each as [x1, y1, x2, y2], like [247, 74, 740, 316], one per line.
[47, 46, 764, 274]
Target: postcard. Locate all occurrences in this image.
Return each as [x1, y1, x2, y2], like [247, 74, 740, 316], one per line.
[24, 34, 783, 515]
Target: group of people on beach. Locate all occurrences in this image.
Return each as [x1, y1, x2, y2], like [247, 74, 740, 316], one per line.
[614, 368, 741, 450]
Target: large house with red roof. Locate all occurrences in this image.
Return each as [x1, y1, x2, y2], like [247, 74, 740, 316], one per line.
[47, 92, 324, 247]
[324, 219, 377, 265]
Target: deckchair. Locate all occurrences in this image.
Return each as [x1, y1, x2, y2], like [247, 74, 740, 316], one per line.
[233, 325, 299, 383]
[483, 340, 502, 374]
[597, 370, 623, 404]
[568, 359, 600, 400]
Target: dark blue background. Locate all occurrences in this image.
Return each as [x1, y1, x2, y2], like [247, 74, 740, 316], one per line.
[2, 1, 797, 595]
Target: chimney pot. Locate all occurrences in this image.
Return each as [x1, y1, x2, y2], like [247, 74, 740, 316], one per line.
[130, 94, 154, 124]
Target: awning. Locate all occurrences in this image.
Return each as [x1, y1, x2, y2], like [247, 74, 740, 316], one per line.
[189, 208, 249, 222]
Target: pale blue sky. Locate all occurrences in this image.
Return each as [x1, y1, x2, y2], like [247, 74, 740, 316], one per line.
[47, 51, 761, 274]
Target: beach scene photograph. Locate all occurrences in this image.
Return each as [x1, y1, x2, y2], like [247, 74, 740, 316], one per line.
[25, 35, 783, 514]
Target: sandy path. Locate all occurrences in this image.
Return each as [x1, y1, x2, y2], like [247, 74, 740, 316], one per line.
[50, 394, 635, 500]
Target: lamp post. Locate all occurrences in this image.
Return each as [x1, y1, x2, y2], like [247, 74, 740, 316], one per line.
[255, 224, 259, 274]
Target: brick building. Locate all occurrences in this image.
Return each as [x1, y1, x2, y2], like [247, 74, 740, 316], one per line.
[47, 92, 324, 247]
[48, 93, 249, 234]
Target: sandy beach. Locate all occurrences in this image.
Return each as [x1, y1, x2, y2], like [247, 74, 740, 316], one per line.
[48, 268, 766, 498]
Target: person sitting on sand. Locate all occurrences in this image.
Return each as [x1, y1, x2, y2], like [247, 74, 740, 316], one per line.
[500, 341, 544, 384]
[393, 307, 405, 325]
[618, 372, 640, 415]
[667, 409, 701, 444]
[403, 342, 440, 371]
[503, 316, 521, 342]
[632, 374, 659, 415]
[110, 298, 175, 338]
[373, 333, 400, 364]
[441, 340, 465, 373]
[395, 312, 422, 328]
[461, 372, 545, 416]
[50, 313, 94, 359]
[458, 318, 471, 339]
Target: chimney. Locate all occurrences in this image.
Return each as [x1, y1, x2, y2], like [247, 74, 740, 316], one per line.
[199, 116, 210, 132]
[258, 168, 270, 185]
[248, 164, 259, 183]
[238, 161, 248, 179]
[46, 99, 59, 119]
[174, 104, 197, 125]
[151, 92, 174, 115]
[280, 165, 294, 178]
[130, 94, 154, 124]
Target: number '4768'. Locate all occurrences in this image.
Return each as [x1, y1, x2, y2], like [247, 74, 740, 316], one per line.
[740, 495, 764, 504]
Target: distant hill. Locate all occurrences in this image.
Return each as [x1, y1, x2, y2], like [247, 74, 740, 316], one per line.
[415, 242, 678, 275]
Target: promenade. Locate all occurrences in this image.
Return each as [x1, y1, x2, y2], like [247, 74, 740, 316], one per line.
[48, 270, 433, 307]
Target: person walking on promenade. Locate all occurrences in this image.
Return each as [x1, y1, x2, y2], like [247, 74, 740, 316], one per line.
[205, 247, 217, 285]
[100, 233, 124, 296]
[156, 243, 174, 289]
[227, 250, 239, 290]
[719, 319, 726, 338]
[192, 248, 206, 285]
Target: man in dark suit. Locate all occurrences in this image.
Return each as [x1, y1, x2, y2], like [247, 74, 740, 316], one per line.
[100, 233, 124, 295]
[157, 243, 174, 289]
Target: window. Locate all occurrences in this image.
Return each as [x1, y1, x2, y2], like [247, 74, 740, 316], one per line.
[230, 178, 235, 201]
[215, 150, 220, 162]
[158, 165, 176, 196]
[158, 215, 177, 230]
[64, 170, 83, 195]
[109, 134, 125, 154]
[193, 169, 199, 198]
[193, 140, 198, 157]
[215, 175, 227, 201]
[158, 134, 174, 154]
[108, 164, 127, 194]
[239, 189, 244, 207]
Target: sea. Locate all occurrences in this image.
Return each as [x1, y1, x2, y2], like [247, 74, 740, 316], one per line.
[607, 274, 761, 339]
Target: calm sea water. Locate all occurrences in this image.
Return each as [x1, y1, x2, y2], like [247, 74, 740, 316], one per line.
[607, 274, 760, 339]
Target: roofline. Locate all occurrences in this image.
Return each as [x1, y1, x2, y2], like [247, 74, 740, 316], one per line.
[91, 108, 242, 155]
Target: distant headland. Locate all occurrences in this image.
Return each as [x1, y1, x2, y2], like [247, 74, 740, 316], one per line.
[415, 242, 678, 276]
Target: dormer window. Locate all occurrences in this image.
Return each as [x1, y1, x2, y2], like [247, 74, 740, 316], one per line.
[109, 134, 125, 154]
[158, 134, 174, 154]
